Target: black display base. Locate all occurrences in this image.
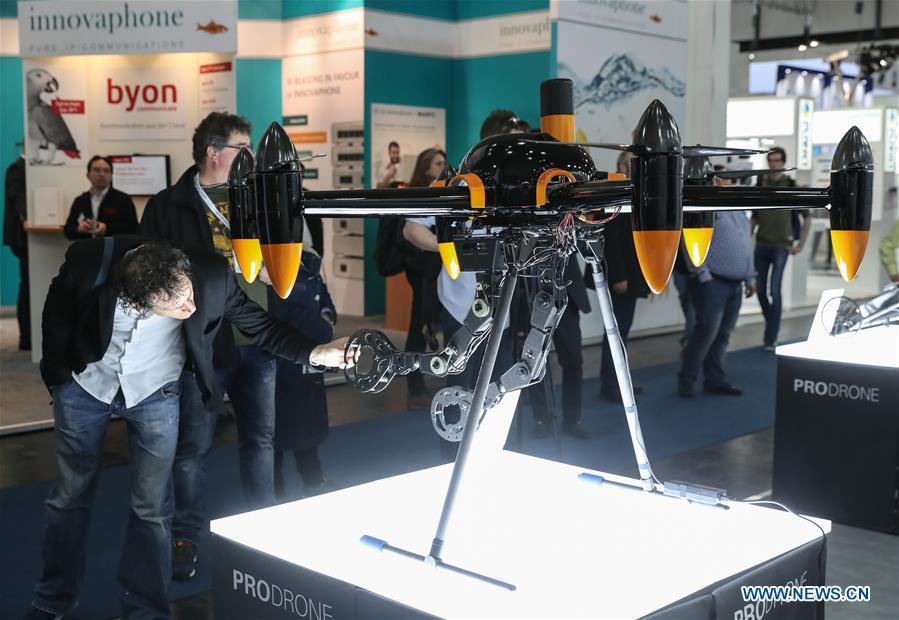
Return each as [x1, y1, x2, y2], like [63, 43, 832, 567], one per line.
[773, 354, 899, 534]
[213, 535, 437, 620]
[213, 535, 826, 620]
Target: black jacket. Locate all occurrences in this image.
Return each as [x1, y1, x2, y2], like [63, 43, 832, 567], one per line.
[140, 166, 239, 367]
[40, 236, 318, 413]
[139, 166, 215, 252]
[563, 256, 591, 313]
[3, 157, 27, 255]
[595, 213, 650, 298]
[63, 187, 138, 240]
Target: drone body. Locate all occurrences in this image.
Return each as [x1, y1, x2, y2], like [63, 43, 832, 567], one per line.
[226, 77, 874, 375]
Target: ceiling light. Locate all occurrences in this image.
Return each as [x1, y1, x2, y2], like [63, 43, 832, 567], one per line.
[798, 44, 808, 52]
[809, 40, 820, 48]
[748, 53, 755, 60]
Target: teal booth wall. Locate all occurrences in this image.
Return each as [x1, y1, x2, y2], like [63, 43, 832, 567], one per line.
[0, 0, 23, 306]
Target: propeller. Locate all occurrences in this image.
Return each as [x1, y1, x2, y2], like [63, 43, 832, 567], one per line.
[526, 143, 768, 158]
[713, 166, 796, 180]
[682, 145, 766, 158]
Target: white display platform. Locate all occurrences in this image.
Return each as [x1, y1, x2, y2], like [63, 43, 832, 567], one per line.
[776, 288, 899, 369]
[776, 325, 899, 369]
[212, 451, 829, 619]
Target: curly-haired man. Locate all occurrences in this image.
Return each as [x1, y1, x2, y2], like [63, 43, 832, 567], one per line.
[27, 237, 347, 620]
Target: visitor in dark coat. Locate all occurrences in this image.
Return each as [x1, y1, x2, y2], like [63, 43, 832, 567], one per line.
[268, 249, 337, 498]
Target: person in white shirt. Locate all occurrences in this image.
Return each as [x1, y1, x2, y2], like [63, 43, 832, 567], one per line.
[377, 141, 404, 188]
[63, 155, 138, 240]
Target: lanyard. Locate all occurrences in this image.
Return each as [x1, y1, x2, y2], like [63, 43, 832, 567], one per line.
[194, 173, 230, 231]
[195, 173, 243, 273]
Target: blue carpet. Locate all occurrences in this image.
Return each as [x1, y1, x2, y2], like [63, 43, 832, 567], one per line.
[1, 347, 775, 619]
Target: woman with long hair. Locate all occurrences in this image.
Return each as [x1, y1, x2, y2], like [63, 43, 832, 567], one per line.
[407, 147, 446, 189]
[403, 147, 446, 399]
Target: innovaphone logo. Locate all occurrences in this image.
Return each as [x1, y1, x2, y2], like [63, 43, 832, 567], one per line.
[580, 0, 647, 16]
[28, 3, 185, 35]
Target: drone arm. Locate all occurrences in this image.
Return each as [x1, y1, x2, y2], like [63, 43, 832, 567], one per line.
[303, 186, 480, 217]
[682, 185, 831, 212]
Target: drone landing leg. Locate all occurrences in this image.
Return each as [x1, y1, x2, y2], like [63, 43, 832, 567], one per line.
[429, 266, 519, 563]
[589, 261, 656, 491]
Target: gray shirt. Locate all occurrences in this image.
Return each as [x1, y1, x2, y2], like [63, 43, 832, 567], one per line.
[692, 211, 756, 285]
[73, 299, 186, 407]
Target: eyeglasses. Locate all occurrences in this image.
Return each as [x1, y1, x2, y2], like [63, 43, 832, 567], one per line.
[221, 143, 253, 152]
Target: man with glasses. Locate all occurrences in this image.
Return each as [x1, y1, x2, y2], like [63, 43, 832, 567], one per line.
[140, 113, 279, 581]
[752, 146, 811, 350]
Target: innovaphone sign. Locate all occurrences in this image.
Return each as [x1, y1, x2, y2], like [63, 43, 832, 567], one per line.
[19, 1, 237, 57]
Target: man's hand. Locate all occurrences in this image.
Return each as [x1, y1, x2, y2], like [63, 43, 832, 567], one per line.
[94, 221, 107, 236]
[611, 281, 628, 295]
[77, 218, 94, 234]
[891, 273, 899, 283]
[745, 282, 757, 298]
[309, 336, 352, 368]
[787, 244, 803, 255]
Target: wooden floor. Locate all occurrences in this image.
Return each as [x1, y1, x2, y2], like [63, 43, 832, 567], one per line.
[2, 312, 896, 619]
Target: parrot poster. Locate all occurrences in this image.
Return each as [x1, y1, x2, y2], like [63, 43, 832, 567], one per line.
[25, 65, 86, 166]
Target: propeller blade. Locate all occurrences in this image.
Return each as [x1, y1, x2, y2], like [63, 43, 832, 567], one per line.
[714, 167, 796, 179]
[522, 139, 648, 153]
[683, 145, 767, 158]
[569, 142, 648, 153]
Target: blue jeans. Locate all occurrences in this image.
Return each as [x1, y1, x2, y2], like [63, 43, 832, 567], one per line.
[172, 345, 276, 545]
[678, 277, 743, 389]
[755, 244, 789, 346]
[672, 271, 695, 345]
[33, 379, 179, 620]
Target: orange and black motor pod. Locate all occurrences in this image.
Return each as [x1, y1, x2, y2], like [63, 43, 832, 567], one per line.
[435, 216, 463, 280]
[227, 147, 263, 283]
[681, 157, 715, 267]
[829, 126, 874, 282]
[540, 78, 575, 142]
[430, 173, 464, 280]
[253, 122, 304, 299]
[630, 99, 684, 294]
